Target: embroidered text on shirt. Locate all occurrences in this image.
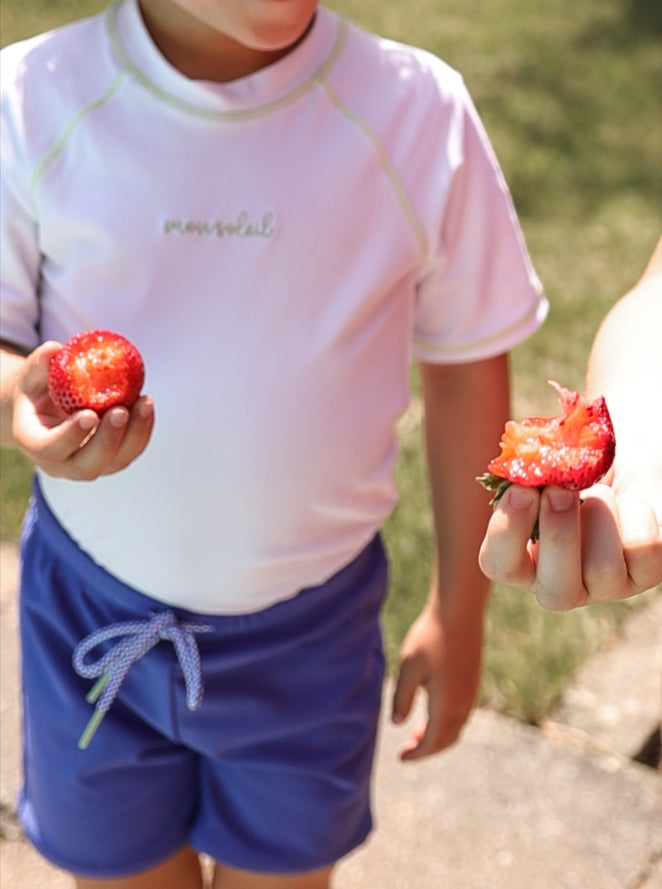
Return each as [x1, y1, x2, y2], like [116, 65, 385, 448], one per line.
[164, 211, 276, 239]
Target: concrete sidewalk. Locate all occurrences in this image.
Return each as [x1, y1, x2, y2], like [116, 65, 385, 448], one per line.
[1, 542, 660, 888]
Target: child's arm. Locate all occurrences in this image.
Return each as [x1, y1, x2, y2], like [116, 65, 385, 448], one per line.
[1, 340, 154, 479]
[392, 354, 510, 760]
[478, 238, 662, 609]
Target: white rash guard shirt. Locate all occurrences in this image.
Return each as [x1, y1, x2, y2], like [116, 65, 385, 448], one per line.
[0, 1, 547, 614]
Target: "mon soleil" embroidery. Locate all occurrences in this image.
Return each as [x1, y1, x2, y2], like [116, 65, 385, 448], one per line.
[164, 211, 275, 239]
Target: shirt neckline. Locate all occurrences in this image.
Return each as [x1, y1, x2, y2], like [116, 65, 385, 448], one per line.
[106, 0, 347, 120]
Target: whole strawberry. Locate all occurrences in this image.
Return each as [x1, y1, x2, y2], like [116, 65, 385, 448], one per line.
[477, 381, 616, 536]
[48, 329, 145, 415]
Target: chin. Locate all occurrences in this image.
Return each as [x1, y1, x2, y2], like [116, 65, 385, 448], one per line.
[243, 6, 316, 51]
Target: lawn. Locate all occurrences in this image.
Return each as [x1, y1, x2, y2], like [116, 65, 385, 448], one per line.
[1, 0, 660, 722]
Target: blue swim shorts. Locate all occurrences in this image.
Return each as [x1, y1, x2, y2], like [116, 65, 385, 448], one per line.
[17, 482, 387, 878]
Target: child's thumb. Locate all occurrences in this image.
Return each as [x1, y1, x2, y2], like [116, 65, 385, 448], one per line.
[390, 661, 418, 725]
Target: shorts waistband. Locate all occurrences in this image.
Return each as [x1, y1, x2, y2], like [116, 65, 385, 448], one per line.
[27, 477, 386, 634]
[27, 479, 387, 751]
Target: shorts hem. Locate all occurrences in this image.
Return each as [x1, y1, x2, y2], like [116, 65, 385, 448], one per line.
[191, 815, 373, 876]
[19, 804, 190, 881]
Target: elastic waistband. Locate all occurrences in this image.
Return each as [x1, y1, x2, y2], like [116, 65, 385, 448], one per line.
[26, 478, 387, 633]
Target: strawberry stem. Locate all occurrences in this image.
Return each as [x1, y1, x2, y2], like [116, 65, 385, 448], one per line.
[476, 473, 540, 542]
[476, 473, 513, 506]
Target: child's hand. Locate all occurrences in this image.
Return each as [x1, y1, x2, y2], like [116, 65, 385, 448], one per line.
[478, 482, 662, 610]
[391, 602, 483, 761]
[9, 341, 154, 479]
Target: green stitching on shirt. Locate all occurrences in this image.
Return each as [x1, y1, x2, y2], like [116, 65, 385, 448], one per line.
[29, 72, 128, 193]
[413, 289, 547, 357]
[313, 78, 429, 262]
[105, 3, 349, 123]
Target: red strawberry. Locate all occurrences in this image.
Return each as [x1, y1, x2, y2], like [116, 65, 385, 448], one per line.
[477, 381, 616, 532]
[48, 329, 145, 416]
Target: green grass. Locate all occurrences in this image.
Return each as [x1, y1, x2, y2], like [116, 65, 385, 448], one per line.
[0, 449, 33, 541]
[2, 0, 660, 723]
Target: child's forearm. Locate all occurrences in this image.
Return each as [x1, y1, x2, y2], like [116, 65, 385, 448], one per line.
[419, 354, 510, 621]
[0, 343, 28, 447]
[390, 355, 510, 759]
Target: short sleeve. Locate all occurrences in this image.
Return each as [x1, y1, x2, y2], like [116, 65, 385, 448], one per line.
[412, 81, 547, 364]
[0, 46, 42, 351]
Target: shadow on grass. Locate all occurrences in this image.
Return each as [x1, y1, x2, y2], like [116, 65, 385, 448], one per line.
[478, 3, 662, 220]
[627, 0, 662, 34]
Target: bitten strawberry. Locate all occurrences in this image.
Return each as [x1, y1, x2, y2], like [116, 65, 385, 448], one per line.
[477, 380, 616, 513]
[48, 329, 145, 415]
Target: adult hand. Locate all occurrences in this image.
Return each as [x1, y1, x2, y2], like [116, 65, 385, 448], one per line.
[478, 482, 662, 610]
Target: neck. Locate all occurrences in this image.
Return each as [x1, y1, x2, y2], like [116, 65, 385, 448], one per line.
[138, 1, 312, 83]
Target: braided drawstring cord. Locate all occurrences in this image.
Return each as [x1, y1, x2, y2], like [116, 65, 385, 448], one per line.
[72, 610, 213, 750]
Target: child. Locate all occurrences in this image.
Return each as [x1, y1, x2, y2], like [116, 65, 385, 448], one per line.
[0, 1, 547, 887]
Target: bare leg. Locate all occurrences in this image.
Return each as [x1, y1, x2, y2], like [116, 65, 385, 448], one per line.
[75, 846, 205, 889]
[212, 862, 334, 889]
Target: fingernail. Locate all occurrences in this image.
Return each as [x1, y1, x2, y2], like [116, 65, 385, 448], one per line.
[109, 409, 129, 428]
[509, 486, 534, 509]
[138, 398, 153, 418]
[78, 414, 97, 431]
[548, 488, 575, 511]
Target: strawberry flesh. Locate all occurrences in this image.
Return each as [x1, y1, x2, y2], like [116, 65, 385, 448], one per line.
[479, 380, 615, 495]
[477, 381, 615, 542]
[48, 329, 145, 415]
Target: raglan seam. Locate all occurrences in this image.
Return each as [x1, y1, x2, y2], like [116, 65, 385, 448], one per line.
[29, 72, 129, 194]
[311, 74, 430, 263]
[27, 9, 349, 195]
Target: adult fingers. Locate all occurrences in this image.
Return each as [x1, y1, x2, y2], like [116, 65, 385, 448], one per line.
[619, 497, 662, 594]
[577, 486, 629, 602]
[478, 484, 540, 588]
[581, 489, 662, 601]
[534, 487, 585, 610]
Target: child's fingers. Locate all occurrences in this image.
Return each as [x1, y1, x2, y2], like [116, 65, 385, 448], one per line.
[21, 340, 62, 386]
[60, 407, 131, 480]
[398, 682, 439, 761]
[17, 409, 99, 468]
[399, 724, 428, 761]
[101, 396, 154, 475]
[391, 660, 417, 728]
[399, 695, 465, 762]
